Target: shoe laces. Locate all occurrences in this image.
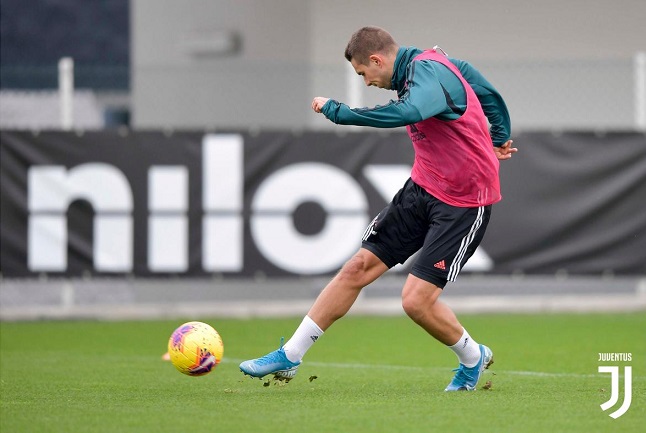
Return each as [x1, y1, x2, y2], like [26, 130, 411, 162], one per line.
[451, 365, 475, 383]
[253, 337, 286, 366]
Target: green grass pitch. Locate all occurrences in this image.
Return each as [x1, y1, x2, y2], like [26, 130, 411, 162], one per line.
[1, 313, 644, 433]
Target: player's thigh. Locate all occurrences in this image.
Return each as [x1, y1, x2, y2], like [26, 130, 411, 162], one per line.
[411, 204, 491, 288]
[361, 179, 429, 268]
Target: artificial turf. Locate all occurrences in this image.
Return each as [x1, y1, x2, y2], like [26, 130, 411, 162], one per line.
[1, 313, 644, 432]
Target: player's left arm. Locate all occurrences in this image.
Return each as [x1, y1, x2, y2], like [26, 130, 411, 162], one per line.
[313, 94, 428, 128]
[313, 62, 446, 128]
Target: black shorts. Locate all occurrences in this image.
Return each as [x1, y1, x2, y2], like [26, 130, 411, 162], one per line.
[361, 178, 491, 288]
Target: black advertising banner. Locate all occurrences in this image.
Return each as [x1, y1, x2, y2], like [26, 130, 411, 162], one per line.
[1, 130, 645, 277]
[490, 131, 646, 274]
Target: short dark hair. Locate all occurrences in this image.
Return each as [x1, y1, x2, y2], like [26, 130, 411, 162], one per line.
[344, 26, 399, 65]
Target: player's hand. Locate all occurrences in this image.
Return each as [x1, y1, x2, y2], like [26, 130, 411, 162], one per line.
[312, 97, 330, 113]
[494, 140, 517, 160]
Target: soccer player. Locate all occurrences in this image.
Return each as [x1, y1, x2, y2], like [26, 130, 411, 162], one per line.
[240, 26, 516, 391]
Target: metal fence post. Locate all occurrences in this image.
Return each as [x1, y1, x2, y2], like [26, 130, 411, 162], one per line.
[58, 57, 74, 130]
[635, 52, 646, 131]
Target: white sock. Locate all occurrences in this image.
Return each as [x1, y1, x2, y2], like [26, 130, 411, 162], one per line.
[448, 328, 481, 367]
[283, 315, 324, 363]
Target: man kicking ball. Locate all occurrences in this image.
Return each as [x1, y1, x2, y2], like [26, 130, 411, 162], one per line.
[240, 26, 516, 391]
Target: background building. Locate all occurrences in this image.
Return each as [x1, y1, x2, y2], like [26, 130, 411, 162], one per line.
[1, 0, 645, 320]
[2, 0, 645, 130]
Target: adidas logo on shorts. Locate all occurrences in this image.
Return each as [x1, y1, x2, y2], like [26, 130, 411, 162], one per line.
[434, 260, 446, 270]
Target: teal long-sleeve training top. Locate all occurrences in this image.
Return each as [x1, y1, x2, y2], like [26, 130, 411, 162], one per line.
[321, 46, 511, 146]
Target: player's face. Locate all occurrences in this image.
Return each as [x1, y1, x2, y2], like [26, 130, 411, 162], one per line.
[351, 57, 392, 90]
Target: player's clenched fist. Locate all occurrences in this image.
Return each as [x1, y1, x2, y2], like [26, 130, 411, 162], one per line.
[312, 97, 330, 113]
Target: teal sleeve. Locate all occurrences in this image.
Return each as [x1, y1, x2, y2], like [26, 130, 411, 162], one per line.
[449, 58, 512, 146]
[320, 61, 448, 128]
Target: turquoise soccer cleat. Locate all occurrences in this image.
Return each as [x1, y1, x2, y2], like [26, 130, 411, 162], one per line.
[239, 338, 301, 381]
[444, 344, 494, 391]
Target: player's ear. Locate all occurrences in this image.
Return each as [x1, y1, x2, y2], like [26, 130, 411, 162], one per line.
[369, 54, 382, 67]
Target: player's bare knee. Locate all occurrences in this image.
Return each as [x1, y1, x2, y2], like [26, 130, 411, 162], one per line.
[401, 288, 424, 318]
[401, 284, 440, 319]
[336, 254, 370, 287]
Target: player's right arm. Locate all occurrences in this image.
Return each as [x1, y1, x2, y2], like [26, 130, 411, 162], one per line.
[493, 140, 518, 160]
[449, 58, 512, 147]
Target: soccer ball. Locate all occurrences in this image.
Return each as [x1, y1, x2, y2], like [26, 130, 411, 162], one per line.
[167, 321, 224, 376]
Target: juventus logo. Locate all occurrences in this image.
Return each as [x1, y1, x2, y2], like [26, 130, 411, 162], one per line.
[362, 215, 379, 241]
[598, 365, 632, 419]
